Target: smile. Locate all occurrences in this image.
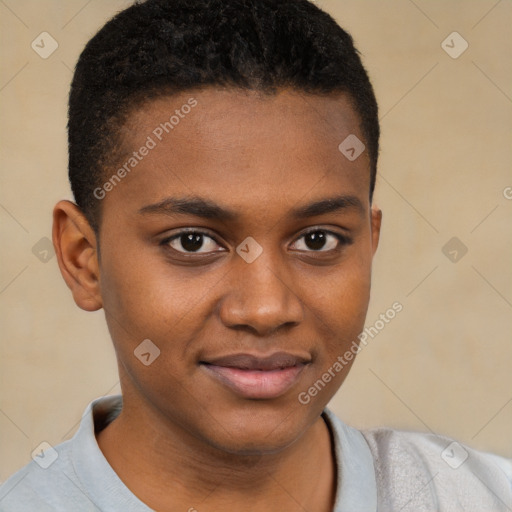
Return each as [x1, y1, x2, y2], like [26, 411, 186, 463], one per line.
[200, 352, 311, 400]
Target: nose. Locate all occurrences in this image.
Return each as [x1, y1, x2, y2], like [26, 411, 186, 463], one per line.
[218, 252, 304, 337]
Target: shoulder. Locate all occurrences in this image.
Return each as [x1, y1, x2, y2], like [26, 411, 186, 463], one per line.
[0, 440, 84, 511]
[361, 426, 512, 512]
[0, 395, 144, 512]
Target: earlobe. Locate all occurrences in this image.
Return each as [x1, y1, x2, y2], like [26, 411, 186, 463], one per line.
[370, 205, 382, 256]
[52, 200, 103, 312]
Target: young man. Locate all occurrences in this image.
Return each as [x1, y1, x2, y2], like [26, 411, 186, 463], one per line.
[1, 0, 510, 510]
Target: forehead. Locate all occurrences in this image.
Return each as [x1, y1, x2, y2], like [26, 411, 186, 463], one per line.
[102, 88, 370, 222]
[124, 87, 364, 155]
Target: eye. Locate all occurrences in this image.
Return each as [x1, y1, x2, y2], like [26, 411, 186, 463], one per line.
[162, 230, 224, 254]
[291, 229, 350, 252]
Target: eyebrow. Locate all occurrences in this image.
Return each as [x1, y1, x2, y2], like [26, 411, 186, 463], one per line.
[138, 195, 364, 221]
[290, 195, 364, 218]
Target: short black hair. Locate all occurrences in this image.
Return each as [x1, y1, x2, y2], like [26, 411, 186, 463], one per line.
[68, 0, 379, 232]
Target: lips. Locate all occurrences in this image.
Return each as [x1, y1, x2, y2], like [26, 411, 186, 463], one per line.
[200, 352, 311, 399]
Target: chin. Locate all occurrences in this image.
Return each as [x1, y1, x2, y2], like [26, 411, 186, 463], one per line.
[194, 400, 316, 456]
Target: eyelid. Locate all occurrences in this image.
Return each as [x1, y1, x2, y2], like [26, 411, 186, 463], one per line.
[298, 226, 347, 238]
[164, 227, 219, 239]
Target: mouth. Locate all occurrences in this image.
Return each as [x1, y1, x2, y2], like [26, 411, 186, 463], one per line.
[200, 352, 311, 400]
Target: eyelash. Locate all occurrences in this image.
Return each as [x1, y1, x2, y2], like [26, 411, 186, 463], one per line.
[159, 227, 352, 256]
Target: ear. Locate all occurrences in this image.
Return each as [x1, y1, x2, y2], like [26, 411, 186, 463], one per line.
[370, 203, 382, 257]
[52, 200, 102, 311]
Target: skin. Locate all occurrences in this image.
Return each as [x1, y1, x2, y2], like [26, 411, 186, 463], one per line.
[53, 88, 381, 512]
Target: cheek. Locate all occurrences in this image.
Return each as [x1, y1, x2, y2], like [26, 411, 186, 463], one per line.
[101, 241, 188, 324]
[296, 258, 372, 403]
[306, 252, 372, 355]
[98, 242, 203, 356]
[98, 255, 204, 401]
[316, 252, 371, 312]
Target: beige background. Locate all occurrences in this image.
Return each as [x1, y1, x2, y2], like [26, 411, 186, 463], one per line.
[1, 0, 511, 481]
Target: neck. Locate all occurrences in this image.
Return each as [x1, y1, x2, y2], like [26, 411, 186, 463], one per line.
[96, 394, 336, 511]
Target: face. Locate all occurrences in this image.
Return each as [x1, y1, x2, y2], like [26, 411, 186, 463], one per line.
[66, 88, 381, 455]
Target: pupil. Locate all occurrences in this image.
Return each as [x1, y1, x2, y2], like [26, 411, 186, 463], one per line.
[181, 233, 203, 252]
[305, 231, 326, 250]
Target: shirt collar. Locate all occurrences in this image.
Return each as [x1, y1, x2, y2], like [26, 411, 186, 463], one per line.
[323, 408, 378, 511]
[72, 396, 377, 511]
[71, 395, 153, 511]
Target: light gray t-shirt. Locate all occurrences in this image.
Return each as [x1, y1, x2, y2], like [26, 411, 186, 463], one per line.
[1, 395, 511, 511]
